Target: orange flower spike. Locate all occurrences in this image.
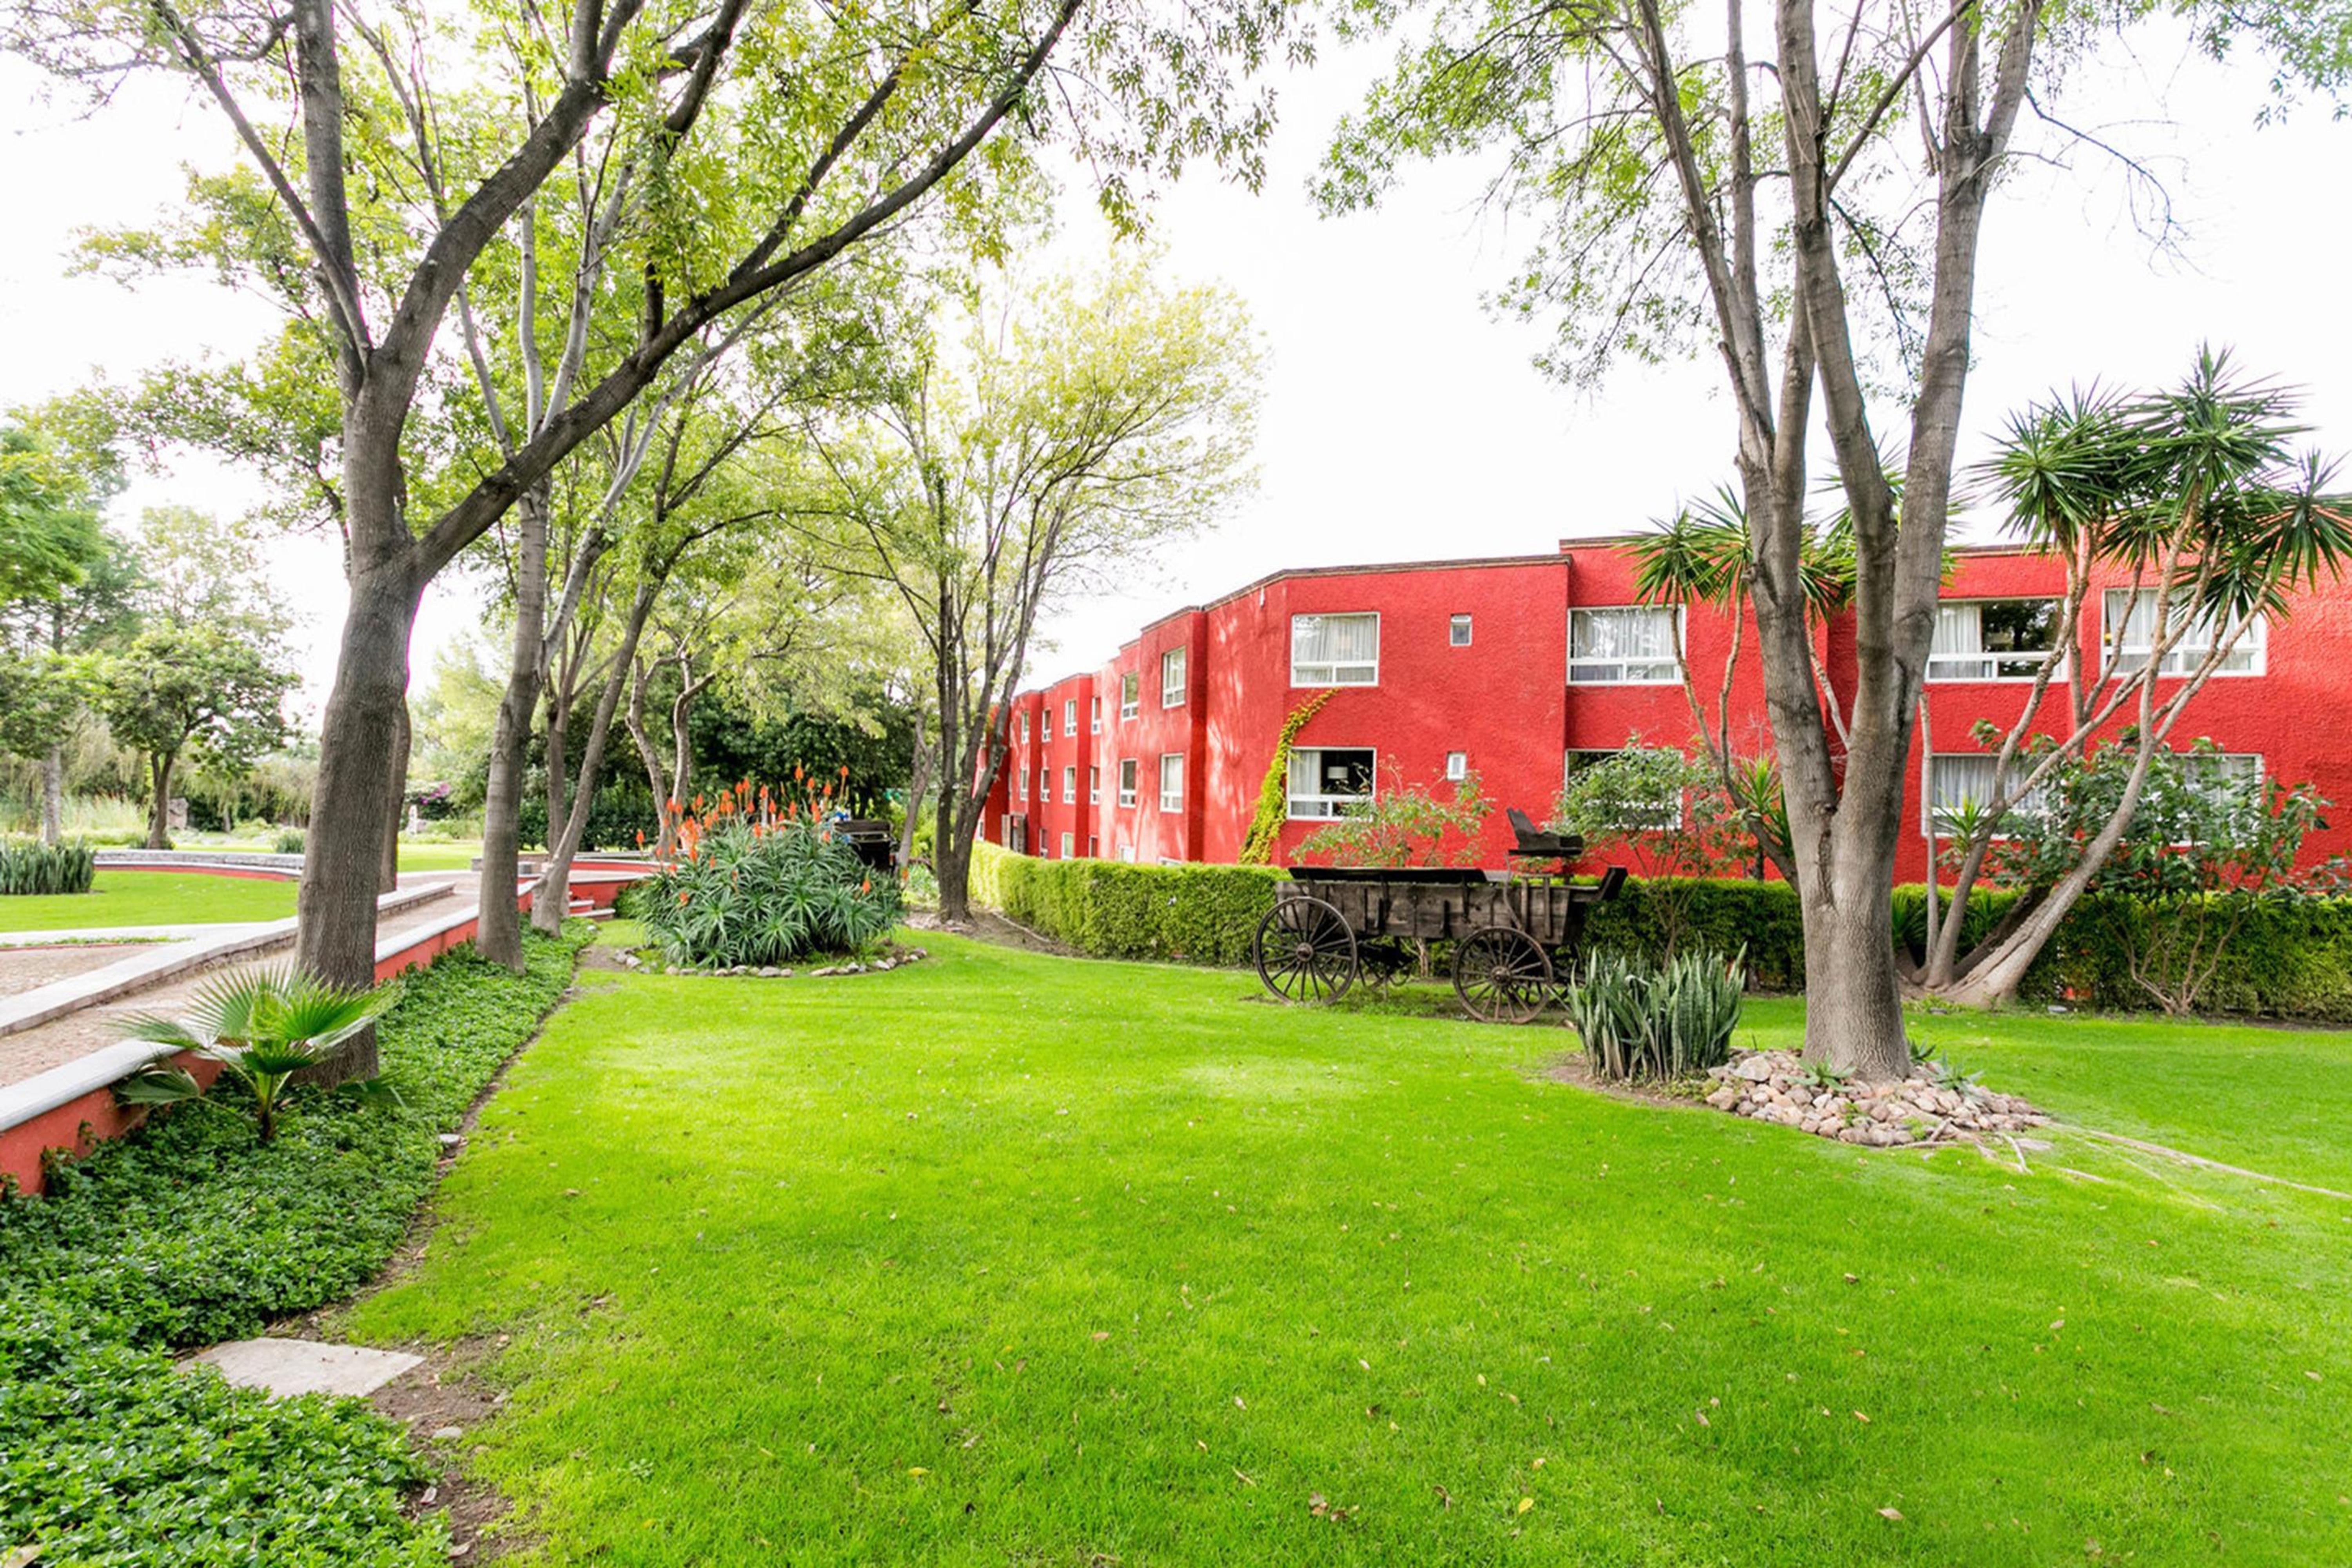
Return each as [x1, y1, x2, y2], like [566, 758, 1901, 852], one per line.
[694, 793, 705, 813]
[677, 890, 690, 905]
[839, 764, 850, 780]
[794, 764, 804, 783]
[635, 829, 645, 848]
[860, 877, 871, 894]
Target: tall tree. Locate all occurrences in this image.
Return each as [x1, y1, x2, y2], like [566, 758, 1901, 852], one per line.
[1324, 0, 2352, 1074]
[5, 0, 1289, 1027]
[803, 258, 1261, 918]
[93, 626, 295, 848]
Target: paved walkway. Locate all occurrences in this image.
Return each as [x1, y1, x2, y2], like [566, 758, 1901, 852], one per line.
[0, 877, 470, 1089]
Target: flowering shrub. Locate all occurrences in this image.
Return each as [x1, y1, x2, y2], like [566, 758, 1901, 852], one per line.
[637, 771, 900, 969]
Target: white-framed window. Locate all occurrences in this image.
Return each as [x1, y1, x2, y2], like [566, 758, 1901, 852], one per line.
[1063, 699, 1077, 736]
[1119, 842, 1136, 864]
[1928, 599, 2065, 682]
[1161, 647, 1187, 708]
[1118, 758, 1138, 808]
[1450, 613, 1473, 647]
[1562, 748, 1684, 829]
[1120, 672, 1140, 720]
[1060, 831, 1074, 858]
[1287, 747, 1375, 819]
[1445, 750, 1468, 781]
[1039, 768, 1051, 803]
[1018, 711, 1029, 742]
[1926, 754, 2046, 834]
[1088, 766, 1101, 804]
[2185, 751, 2265, 802]
[1159, 753, 1185, 813]
[2103, 588, 2266, 676]
[1090, 696, 1102, 734]
[1062, 766, 1076, 804]
[1569, 606, 1681, 684]
[1292, 612, 1380, 686]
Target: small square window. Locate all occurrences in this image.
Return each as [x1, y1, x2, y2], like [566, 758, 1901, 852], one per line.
[1450, 614, 1472, 647]
[1445, 751, 1468, 781]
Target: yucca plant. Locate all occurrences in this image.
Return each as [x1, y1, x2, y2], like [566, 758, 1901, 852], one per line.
[1561, 947, 1744, 1082]
[0, 839, 96, 895]
[115, 967, 395, 1142]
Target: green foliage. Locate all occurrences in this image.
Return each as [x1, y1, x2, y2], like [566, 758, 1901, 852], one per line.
[970, 841, 1284, 965]
[0, 837, 94, 894]
[0, 929, 584, 1567]
[1239, 691, 1334, 865]
[1560, 948, 1745, 1082]
[639, 813, 900, 968]
[272, 826, 306, 855]
[116, 967, 396, 1143]
[1295, 763, 1491, 868]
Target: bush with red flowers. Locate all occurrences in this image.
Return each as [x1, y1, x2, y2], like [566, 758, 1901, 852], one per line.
[638, 771, 900, 969]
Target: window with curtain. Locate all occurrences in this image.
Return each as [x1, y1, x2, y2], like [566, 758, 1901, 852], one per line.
[1089, 766, 1100, 803]
[1568, 607, 1680, 684]
[1090, 696, 1102, 733]
[2102, 588, 2265, 675]
[1287, 747, 1375, 818]
[1062, 766, 1076, 803]
[1927, 599, 2063, 681]
[1063, 700, 1076, 735]
[1926, 755, 2045, 833]
[1161, 647, 1187, 706]
[1291, 613, 1380, 685]
[1120, 672, 1140, 719]
[1159, 753, 1185, 812]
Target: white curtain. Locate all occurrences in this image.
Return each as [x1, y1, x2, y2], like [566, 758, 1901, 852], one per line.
[1572, 607, 1673, 661]
[1293, 614, 1379, 681]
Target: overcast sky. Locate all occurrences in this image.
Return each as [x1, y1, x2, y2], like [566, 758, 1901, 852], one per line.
[2, 24, 2345, 718]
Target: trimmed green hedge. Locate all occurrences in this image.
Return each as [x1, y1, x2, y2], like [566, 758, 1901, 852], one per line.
[967, 845, 2352, 1019]
[0, 926, 590, 1567]
[971, 842, 1284, 965]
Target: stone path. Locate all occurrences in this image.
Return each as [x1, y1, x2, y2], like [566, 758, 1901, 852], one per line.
[192, 1339, 423, 1399]
[0, 942, 154, 1000]
[0, 876, 469, 1089]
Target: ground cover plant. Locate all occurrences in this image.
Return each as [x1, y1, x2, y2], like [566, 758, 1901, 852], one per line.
[0, 869, 298, 931]
[343, 933, 2351, 1565]
[0, 838, 95, 895]
[0, 927, 587, 1567]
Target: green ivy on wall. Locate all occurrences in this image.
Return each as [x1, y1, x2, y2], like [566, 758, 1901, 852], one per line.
[1238, 691, 1335, 866]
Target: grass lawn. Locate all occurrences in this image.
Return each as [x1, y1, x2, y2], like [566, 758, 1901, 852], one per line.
[0, 869, 297, 931]
[343, 936, 2352, 1566]
[397, 838, 485, 871]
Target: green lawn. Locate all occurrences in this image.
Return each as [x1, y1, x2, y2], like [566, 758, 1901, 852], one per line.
[343, 937, 2352, 1566]
[396, 838, 484, 871]
[0, 869, 297, 931]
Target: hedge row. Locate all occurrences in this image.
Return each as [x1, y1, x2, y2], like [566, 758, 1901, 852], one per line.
[0, 927, 591, 1568]
[965, 845, 2352, 1019]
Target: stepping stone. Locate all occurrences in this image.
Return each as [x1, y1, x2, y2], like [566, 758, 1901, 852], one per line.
[191, 1338, 423, 1399]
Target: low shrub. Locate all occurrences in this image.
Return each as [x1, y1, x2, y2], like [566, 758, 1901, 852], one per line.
[0, 838, 95, 895]
[1560, 948, 1745, 1081]
[639, 810, 899, 968]
[0, 926, 588, 1566]
[272, 826, 307, 855]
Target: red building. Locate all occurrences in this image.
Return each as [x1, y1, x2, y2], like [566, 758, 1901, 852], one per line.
[982, 538, 2352, 877]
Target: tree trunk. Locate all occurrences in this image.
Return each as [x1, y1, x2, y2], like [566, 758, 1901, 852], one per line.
[544, 682, 570, 852]
[934, 818, 972, 922]
[624, 659, 672, 854]
[1793, 856, 1911, 1081]
[532, 586, 655, 934]
[477, 495, 551, 971]
[145, 753, 174, 850]
[898, 712, 931, 874]
[296, 551, 423, 1083]
[41, 747, 63, 846]
[379, 700, 409, 895]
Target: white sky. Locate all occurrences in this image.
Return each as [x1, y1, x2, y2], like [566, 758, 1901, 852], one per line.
[2, 25, 2346, 717]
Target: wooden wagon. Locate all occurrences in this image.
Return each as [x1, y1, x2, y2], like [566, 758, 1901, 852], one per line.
[1252, 814, 1628, 1023]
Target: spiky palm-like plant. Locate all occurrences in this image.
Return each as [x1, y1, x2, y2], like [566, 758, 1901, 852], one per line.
[115, 967, 394, 1142]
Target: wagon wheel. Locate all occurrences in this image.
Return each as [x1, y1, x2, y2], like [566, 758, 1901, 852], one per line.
[1254, 897, 1359, 1004]
[1452, 926, 1553, 1024]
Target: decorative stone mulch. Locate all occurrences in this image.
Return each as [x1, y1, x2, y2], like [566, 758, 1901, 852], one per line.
[1700, 1049, 2050, 1147]
[618, 945, 929, 979]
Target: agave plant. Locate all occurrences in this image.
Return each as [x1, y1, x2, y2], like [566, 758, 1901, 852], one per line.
[1562, 948, 1746, 1083]
[115, 967, 394, 1142]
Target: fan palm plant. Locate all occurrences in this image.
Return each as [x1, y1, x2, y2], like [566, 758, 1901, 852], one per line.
[115, 967, 394, 1142]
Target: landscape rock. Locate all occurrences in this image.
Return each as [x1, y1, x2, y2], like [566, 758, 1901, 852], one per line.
[1698, 1046, 2050, 1151]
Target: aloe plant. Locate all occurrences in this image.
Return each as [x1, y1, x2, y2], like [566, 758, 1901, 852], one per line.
[116, 967, 394, 1142]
